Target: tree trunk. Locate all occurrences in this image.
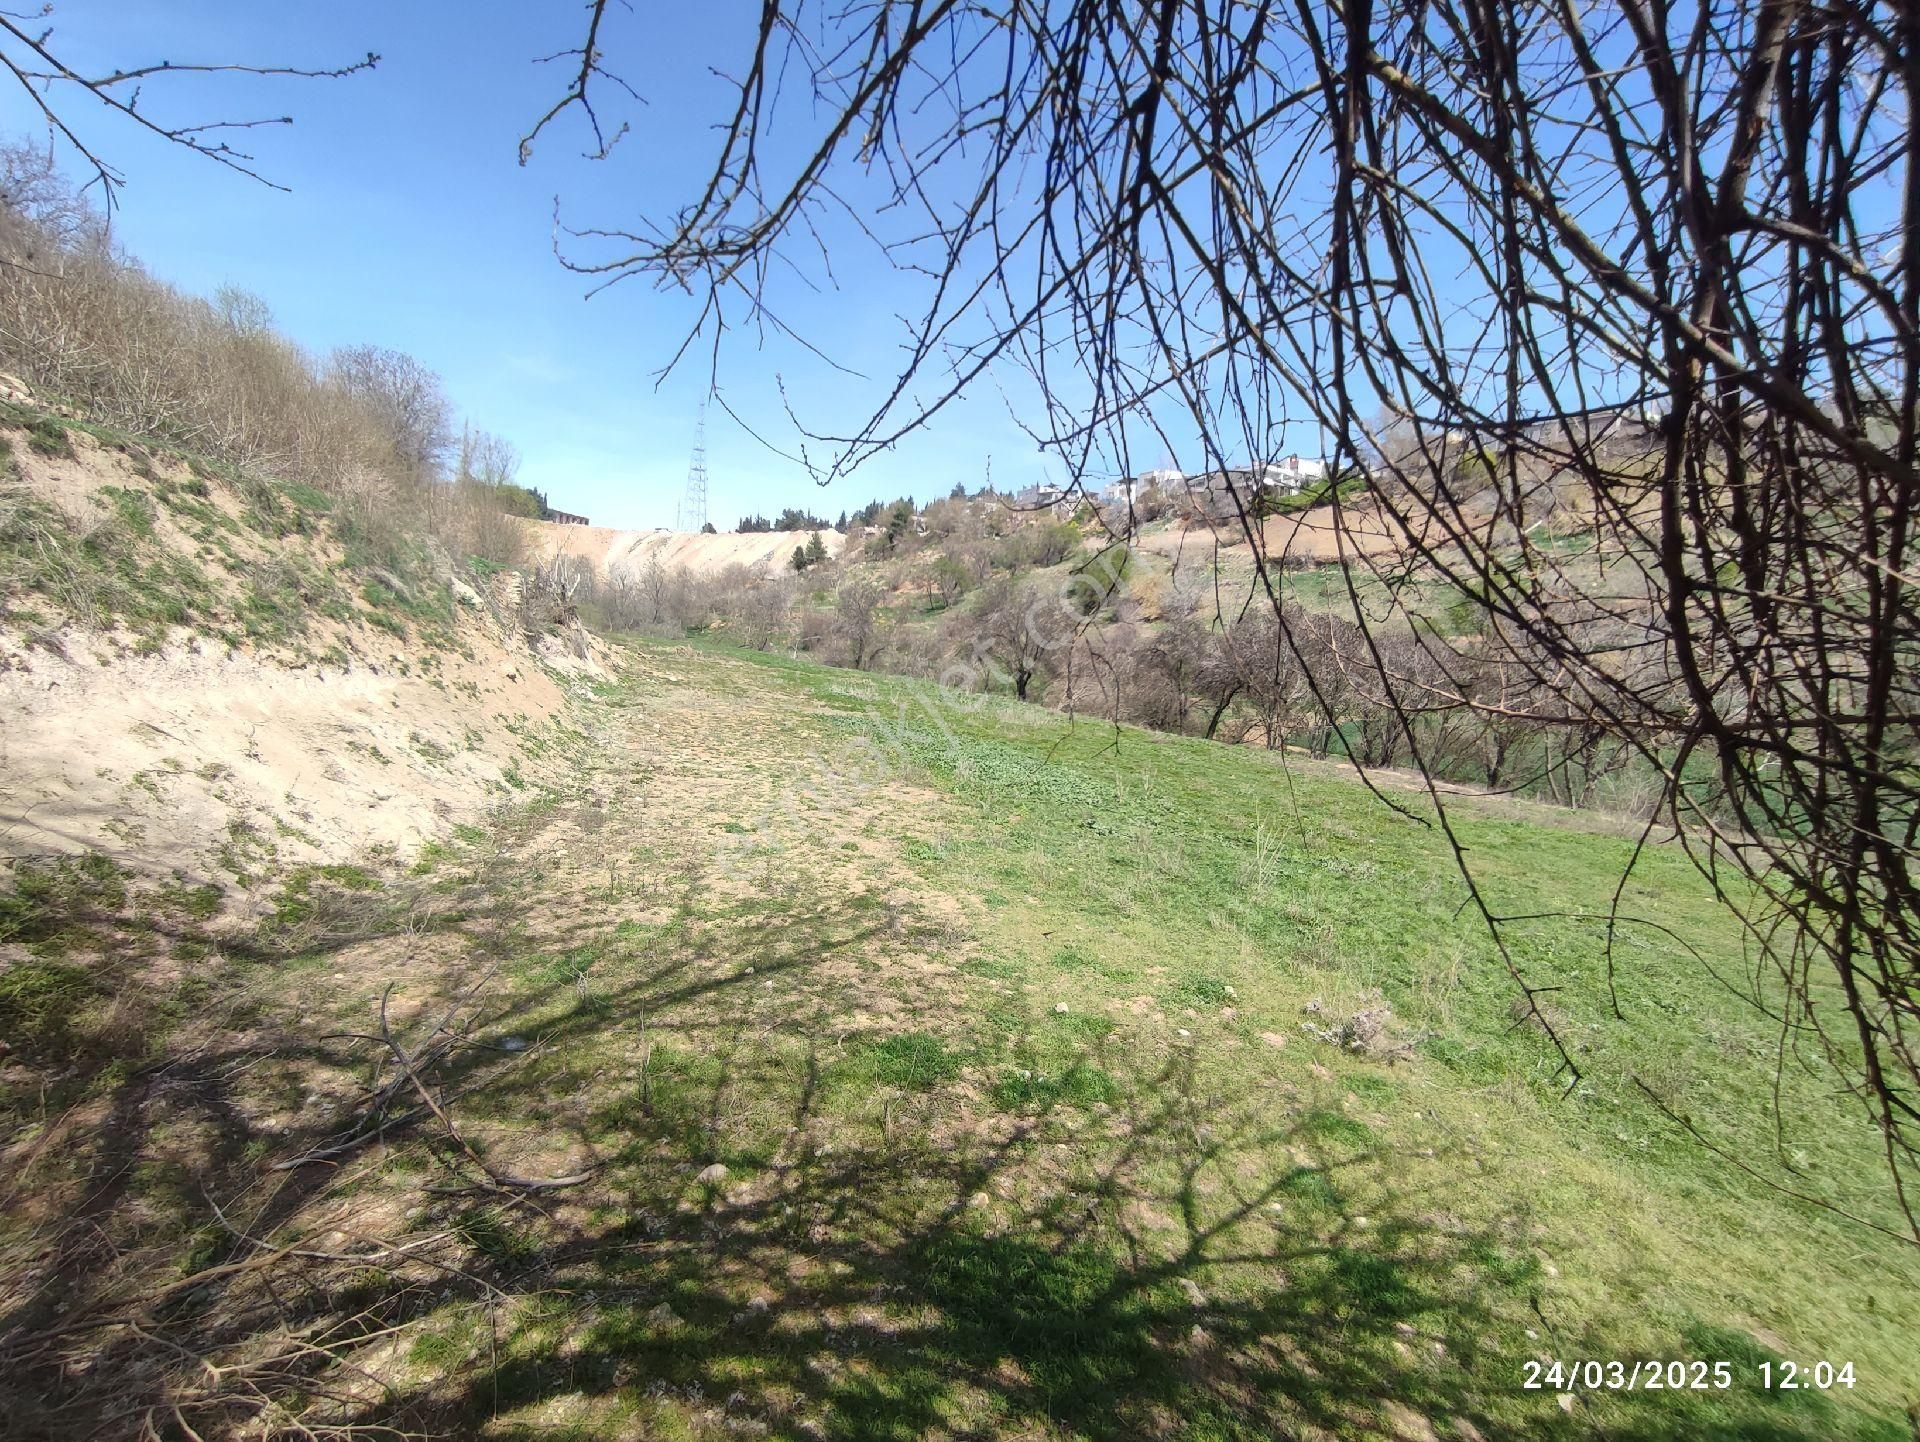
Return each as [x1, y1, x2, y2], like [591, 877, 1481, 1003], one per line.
[1203, 684, 1243, 741]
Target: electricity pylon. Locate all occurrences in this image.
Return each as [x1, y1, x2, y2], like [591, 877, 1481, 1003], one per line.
[678, 403, 710, 533]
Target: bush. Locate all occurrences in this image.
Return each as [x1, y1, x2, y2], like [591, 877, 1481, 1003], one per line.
[0, 149, 527, 586]
[1269, 472, 1365, 514]
[993, 519, 1081, 570]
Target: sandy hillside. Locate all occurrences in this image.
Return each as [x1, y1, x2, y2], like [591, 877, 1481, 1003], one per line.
[1133, 502, 1415, 565]
[525, 517, 845, 579]
[1, 627, 579, 879]
[0, 422, 599, 885]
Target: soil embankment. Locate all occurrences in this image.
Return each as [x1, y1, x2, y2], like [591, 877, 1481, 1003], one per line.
[1132, 502, 1414, 566]
[0, 420, 597, 880]
[525, 518, 845, 579]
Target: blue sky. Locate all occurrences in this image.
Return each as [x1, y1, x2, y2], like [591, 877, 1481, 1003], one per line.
[0, 2, 1051, 529]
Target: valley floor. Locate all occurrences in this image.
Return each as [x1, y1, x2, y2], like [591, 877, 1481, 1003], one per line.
[2, 637, 1916, 1440]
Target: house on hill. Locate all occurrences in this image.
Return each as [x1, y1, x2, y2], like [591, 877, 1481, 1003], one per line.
[1103, 467, 1184, 506]
[1171, 456, 1332, 520]
[545, 508, 591, 526]
[1259, 454, 1327, 491]
[1013, 481, 1070, 510]
[1517, 402, 1661, 459]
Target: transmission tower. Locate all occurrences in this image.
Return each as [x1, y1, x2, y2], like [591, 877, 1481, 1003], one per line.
[678, 404, 710, 532]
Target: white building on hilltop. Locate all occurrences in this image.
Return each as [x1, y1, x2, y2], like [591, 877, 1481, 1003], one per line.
[1104, 467, 1184, 505]
[1257, 454, 1328, 491]
[1014, 481, 1069, 509]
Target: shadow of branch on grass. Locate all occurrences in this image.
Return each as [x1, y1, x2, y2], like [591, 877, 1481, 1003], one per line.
[0, 854, 1875, 1442]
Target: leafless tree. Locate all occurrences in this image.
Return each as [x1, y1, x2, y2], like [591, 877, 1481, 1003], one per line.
[1213, 608, 1310, 749]
[962, 574, 1072, 701]
[329, 344, 454, 481]
[0, 8, 374, 207]
[541, 0, 1920, 1240]
[0, 135, 100, 249]
[730, 568, 800, 650]
[212, 282, 274, 338]
[1130, 615, 1210, 733]
[457, 424, 523, 491]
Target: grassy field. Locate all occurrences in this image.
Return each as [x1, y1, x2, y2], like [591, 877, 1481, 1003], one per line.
[3, 634, 1916, 1440]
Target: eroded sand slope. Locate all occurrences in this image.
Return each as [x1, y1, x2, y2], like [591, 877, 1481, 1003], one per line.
[524, 518, 845, 579]
[1, 424, 598, 883]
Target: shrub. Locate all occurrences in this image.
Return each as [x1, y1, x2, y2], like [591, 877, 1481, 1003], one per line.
[0, 152, 528, 588]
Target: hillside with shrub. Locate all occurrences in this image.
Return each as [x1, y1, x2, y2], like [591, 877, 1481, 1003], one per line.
[547, 457, 1679, 821]
[0, 145, 601, 883]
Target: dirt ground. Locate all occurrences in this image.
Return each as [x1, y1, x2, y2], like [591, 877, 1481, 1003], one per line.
[1, 630, 577, 875]
[0, 423, 595, 887]
[525, 519, 846, 580]
[0, 639, 1013, 1439]
[1133, 503, 1415, 567]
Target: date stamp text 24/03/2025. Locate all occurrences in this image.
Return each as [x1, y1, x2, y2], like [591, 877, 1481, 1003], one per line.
[1522, 1359, 1856, 1393]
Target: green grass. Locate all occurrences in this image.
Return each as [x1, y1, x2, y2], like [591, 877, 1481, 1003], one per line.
[26, 414, 73, 458]
[261, 862, 385, 934]
[0, 958, 96, 1058]
[989, 1059, 1120, 1110]
[0, 852, 128, 945]
[5, 637, 1914, 1442]
[0, 482, 214, 644]
[862, 1032, 965, 1090]
[616, 637, 1920, 1439]
[152, 876, 224, 921]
